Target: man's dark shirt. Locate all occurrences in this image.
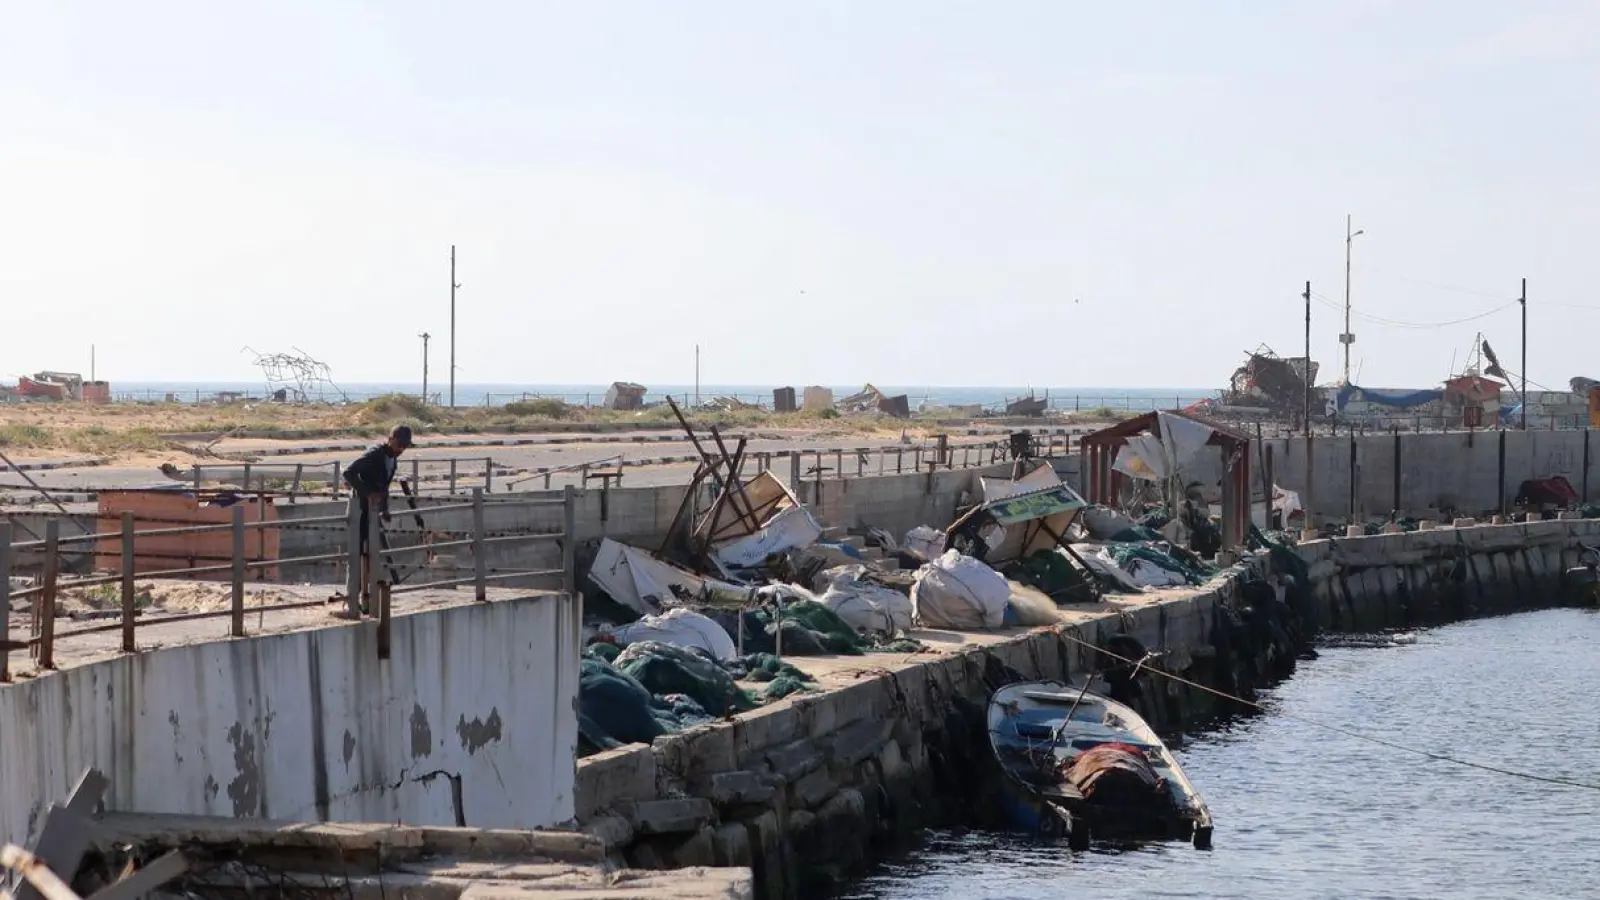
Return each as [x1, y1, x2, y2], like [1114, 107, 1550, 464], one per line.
[344, 444, 397, 514]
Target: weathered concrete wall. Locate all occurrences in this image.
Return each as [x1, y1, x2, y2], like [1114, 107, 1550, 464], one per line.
[0, 593, 582, 849]
[1296, 517, 1598, 630]
[1265, 429, 1599, 521]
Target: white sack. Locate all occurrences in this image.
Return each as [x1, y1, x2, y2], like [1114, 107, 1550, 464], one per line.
[820, 579, 914, 635]
[1078, 505, 1137, 540]
[902, 525, 946, 562]
[1125, 557, 1189, 588]
[612, 607, 738, 662]
[910, 549, 1010, 630]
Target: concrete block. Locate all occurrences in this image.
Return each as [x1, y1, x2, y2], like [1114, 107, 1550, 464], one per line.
[712, 823, 753, 868]
[1345, 525, 1364, 538]
[1383, 522, 1404, 534]
[416, 826, 607, 863]
[732, 704, 800, 763]
[575, 744, 658, 821]
[765, 739, 824, 781]
[585, 814, 635, 850]
[827, 718, 895, 768]
[674, 723, 737, 781]
[790, 767, 838, 809]
[740, 810, 782, 856]
[710, 770, 775, 806]
[1418, 520, 1437, 531]
[616, 798, 714, 836]
[664, 826, 717, 868]
[1454, 518, 1477, 528]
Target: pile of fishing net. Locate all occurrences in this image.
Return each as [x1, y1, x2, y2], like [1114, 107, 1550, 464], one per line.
[1103, 541, 1216, 586]
[578, 650, 714, 756]
[704, 598, 923, 656]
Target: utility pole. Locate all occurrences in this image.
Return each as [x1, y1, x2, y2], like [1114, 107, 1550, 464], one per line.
[419, 332, 431, 405]
[449, 246, 459, 408]
[694, 344, 700, 407]
[1304, 280, 1316, 536]
[1520, 277, 1527, 430]
[1341, 215, 1364, 385]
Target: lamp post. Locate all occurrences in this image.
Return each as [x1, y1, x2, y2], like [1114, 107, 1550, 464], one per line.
[1341, 215, 1364, 385]
[420, 332, 431, 406]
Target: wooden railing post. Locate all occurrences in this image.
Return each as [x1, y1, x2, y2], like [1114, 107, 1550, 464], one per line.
[40, 519, 58, 669]
[562, 484, 578, 599]
[472, 488, 487, 601]
[331, 461, 342, 500]
[484, 458, 494, 494]
[448, 458, 458, 494]
[0, 521, 10, 681]
[121, 512, 136, 652]
[230, 504, 245, 637]
[344, 497, 362, 617]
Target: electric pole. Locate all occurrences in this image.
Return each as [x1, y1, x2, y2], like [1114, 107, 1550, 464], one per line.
[420, 332, 431, 405]
[1304, 280, 1316, 535]
[694, 344, 700, 408]
[1520, 277, 1527, 430]
[1341, 215, 1364, 385]
[449, 246, 459, 408]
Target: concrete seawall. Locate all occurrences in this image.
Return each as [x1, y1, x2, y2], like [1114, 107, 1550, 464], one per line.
[571, 517, 1597, 899]
[0, 590, 582, 850]
[571, 555, 1304, 899]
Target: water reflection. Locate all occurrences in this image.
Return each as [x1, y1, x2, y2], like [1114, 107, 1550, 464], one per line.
[843, 610, 1600, 900]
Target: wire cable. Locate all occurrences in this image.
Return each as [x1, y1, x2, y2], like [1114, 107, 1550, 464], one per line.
[1056, 630, 1600, 793]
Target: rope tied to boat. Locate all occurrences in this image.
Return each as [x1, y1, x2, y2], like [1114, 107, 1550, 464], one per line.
[1056, 630, 1600, 794]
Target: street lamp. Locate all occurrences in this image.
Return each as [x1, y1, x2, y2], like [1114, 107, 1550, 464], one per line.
[419, 332, 431, 406]
[1342, 215, 1364, 385]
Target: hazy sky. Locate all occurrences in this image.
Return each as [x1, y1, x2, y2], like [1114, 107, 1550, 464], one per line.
[3, 2, 1598, 390]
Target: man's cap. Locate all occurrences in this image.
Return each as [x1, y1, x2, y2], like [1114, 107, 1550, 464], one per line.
[390, 424, 414, 446]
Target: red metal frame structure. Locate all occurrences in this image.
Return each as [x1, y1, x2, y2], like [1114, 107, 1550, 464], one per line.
[1079, 410, 1253, 551]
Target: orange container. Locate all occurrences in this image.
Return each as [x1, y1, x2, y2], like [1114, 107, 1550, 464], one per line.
[94, 490, 280, 580]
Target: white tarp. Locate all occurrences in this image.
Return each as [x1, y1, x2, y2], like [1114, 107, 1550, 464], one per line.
[612, 607, 739, 661]
[712, 504, 824, 568]
[980, 463, 1058, 501]
[910, 549, 1009, 629]
[1112, 432, 1169, 481]
[1111, 412, 1217, 482]
[1069, 543, 1149, 592]
[588, 538, 728, 616]
[1159, 411, 1216, 474]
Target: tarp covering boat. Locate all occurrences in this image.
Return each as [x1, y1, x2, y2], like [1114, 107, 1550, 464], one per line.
[1064, 742, 1165, 804]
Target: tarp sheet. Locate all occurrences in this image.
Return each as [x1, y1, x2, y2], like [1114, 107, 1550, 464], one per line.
[589, 538, 738, 616]
[1335, 384, 1445, 412]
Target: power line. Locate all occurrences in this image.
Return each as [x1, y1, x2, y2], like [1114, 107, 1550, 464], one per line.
[1058, 630, 1600, 794]
[1306, 291, 1515, 329]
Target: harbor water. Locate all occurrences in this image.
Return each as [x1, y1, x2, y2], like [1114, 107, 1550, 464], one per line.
[843, 609, 1600, 900]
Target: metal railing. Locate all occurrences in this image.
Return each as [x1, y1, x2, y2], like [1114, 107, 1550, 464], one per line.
[171, 435, 1056, 496]
[0, 486, 578, 679]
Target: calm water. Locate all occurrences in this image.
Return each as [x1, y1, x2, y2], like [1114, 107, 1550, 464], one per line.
[846, 609, 1600, 900]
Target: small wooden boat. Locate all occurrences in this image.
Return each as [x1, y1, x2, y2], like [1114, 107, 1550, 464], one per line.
[988, 679, 1213, 850]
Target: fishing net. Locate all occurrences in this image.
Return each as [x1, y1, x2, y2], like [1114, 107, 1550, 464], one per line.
[615, 640, 759, 716]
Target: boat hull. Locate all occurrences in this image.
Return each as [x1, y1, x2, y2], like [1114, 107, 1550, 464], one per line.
[987, 680, 1213, 849]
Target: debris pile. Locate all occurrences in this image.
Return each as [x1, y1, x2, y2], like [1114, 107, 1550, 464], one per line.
[576, 402, 1244, 755]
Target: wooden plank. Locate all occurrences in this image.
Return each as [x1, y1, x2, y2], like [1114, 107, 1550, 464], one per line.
[86, 852, 187, 900]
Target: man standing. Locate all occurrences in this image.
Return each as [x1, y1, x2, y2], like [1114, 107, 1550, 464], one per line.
[343, 424, 413, 610]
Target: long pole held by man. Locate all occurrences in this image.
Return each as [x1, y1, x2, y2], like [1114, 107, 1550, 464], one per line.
[341, 425, 414, 614]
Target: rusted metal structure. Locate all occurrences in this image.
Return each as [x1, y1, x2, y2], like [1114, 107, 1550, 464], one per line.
[1079, 411, 1253, 551]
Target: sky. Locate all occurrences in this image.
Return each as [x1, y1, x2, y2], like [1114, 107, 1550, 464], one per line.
[3, 1, 1599, 391]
